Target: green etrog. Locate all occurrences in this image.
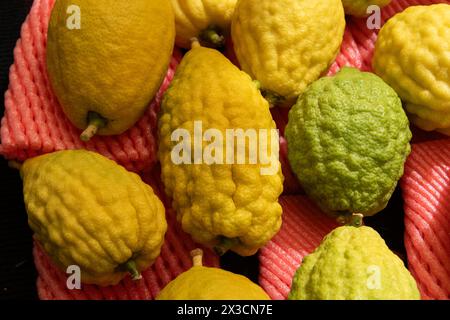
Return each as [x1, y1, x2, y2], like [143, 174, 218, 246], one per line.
[288, 226, 420, 300]
[285, 67, 411, 218]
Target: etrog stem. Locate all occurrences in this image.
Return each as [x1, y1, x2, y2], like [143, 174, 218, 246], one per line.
[125, 260, 142, 281]
[80, 112, 107, 142]
[214, 237, 240, 256]
[190, 249, 204, 267]
[199, 26, 226, 49]
[261, 89, 284, 108]
[349, 213, 364, 227]
[191, 37, 201, 49]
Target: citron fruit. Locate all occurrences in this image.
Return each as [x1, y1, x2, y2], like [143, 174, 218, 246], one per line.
[21, 150, 167, 286]
[157, 249, 270, 300]
[285, 68, 411, 219]
[170, 0, 237, 49]
[231, 0, 345, 106]
[46, 0, 175, 141]
[373, 4, 450, 135]
[158, 41, 283, 256]
[341, 0, 392, 17]
[288, 223, 420, 300]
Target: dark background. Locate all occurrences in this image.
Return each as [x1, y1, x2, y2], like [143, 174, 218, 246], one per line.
[0, 0, 37, 300]
[0, 0, 406, 300]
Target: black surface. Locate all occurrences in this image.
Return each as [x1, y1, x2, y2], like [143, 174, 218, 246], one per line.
[0, 1, 407, 301]
[0, 0, 36, 300]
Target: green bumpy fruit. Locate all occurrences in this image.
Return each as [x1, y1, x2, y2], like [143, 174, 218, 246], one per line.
[289, 226, 420, 300]
[285, 68, 411, 217]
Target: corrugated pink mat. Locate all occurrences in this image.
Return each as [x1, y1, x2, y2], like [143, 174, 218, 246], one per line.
[401, 140, 450, 300]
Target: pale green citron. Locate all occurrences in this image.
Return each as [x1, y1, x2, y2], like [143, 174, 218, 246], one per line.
[156, 249, 270, 300]
[285, 67, 411, 218]
[288, 225, 420, 300]
[46, 0, 175, 141]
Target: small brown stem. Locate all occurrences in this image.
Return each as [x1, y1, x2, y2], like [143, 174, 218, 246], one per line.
[349, 213, 364, 227]
[253, 80, 261, 90]
[125, 260, 142, 280]
[80, 112, 107, 142]
[336, 213, 364, 227]
[261, 89, 285, 108]
[191, 37, 201, 49]
[190, 249, 204, 267]
[214, 237, 240, 256]
[199, 25, 226, 49]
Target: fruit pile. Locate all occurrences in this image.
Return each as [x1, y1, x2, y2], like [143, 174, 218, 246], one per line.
[1, 0, 449, 300]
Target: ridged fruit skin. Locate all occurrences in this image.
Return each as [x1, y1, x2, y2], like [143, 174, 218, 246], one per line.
[341, 0, 392, 17]
[21, 150, 167, 286]
[170, 0, 237, 48]
[46, 0, 175, 135]
[158, 46, 283, 256]
[288, 226, 421, 300]
[285, 68, 411, 217]
[373, 4, 450, 135]
[157, 266, 270, 300]
[231, 0, 345, 104]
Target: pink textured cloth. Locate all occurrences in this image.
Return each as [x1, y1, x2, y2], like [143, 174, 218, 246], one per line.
[0, 0, 182, 173]
[401, 140, 450, 300]
[34, 167, 220, 300]
[259, 196, 338, 300]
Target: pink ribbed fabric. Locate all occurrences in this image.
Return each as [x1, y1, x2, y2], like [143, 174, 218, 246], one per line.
[401, 140, 450, 300]
[0, 0, 182, 173]
[259, 196, 338, 300]
[34, 167, 220, 300]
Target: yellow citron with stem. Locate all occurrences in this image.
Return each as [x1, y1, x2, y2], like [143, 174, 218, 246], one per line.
[46, 0, 175, 141]
[289, 214, 420, 300]
[20, 150, 167, 286]
[158, 39, 283, 256]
